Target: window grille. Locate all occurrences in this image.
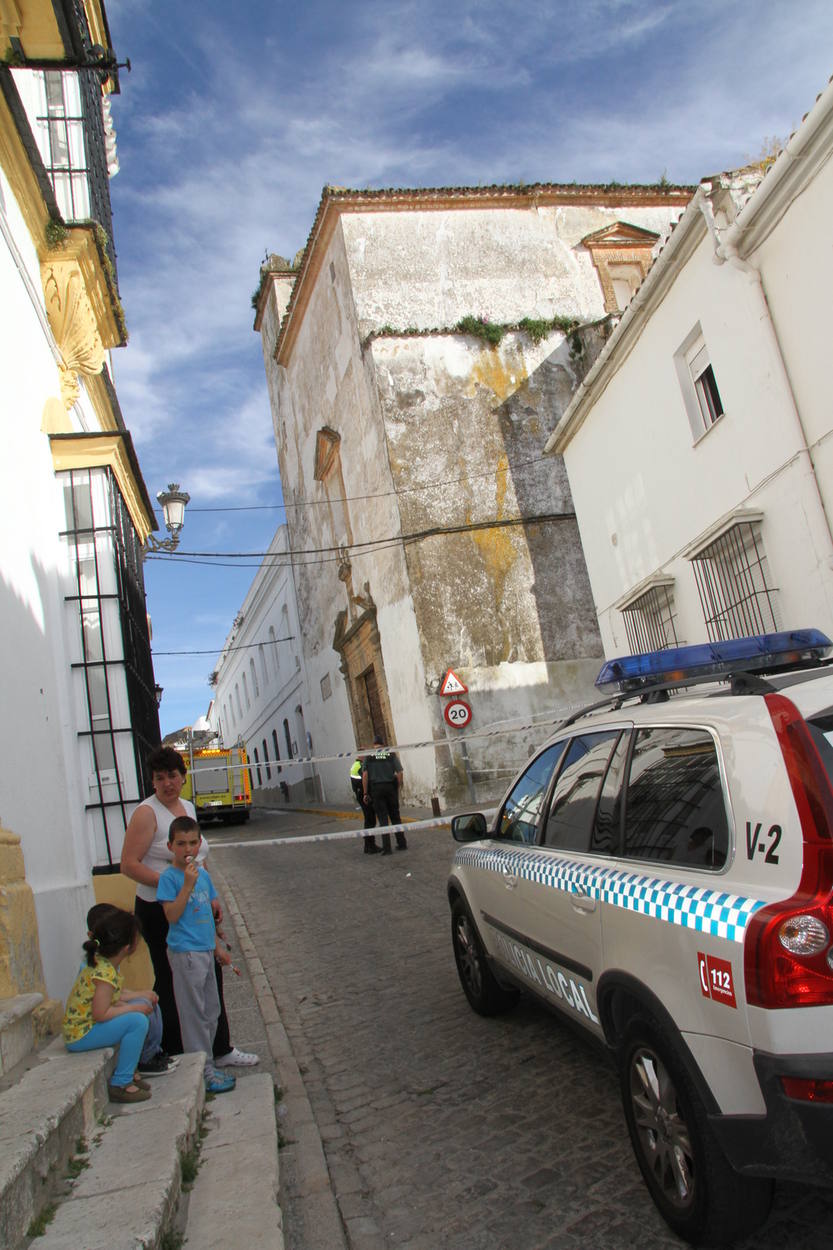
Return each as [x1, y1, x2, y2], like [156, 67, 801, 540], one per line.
[61, 465, 158, 866]
[690, 520, 779, 641]
[30, 67, 118, 272]
[621, 583, 679, 654]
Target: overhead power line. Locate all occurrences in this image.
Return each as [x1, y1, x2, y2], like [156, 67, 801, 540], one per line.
[152, 636, 295, 656]
[154, 453, 553, 516]
[147, 511, 576, 567]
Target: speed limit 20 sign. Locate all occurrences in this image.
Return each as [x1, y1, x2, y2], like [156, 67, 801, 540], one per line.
[444, 699, 472, 728]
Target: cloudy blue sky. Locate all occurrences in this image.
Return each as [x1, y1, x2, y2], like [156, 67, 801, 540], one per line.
[103, 0, 833, 736]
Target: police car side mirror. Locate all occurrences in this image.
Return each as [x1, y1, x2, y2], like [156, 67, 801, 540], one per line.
[451, 813, 488, 842]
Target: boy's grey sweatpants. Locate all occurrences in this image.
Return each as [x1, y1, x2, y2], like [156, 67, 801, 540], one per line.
[168, 949, 219, 1079]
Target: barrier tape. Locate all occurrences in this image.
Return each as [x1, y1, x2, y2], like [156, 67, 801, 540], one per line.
[208, 808, 498, 850]
[185, 702, 585, 777]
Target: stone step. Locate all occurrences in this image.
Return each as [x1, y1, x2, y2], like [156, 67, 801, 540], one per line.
[0, 1036, 113, 1249]
[182, 1072, 284, 1250]
[0, 993, 44, 1077]
[35, 1053, 205, 1250]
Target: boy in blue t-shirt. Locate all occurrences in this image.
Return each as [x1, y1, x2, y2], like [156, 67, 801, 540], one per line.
[156, 816, 235, 1094]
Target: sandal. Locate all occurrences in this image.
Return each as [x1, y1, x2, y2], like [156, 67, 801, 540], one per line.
[108, 1082, 151, 1103]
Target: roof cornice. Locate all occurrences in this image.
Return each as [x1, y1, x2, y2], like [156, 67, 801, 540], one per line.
[274, 182, 695, 366]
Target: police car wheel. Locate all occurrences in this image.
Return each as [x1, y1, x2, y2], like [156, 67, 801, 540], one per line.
[451, 899, 519, 1017]
[619, 1018, 772, 1245]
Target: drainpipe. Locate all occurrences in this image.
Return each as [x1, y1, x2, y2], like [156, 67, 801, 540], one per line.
[698, 185, 833, 558]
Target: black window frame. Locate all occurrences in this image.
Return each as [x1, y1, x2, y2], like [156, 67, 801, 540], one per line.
[620, 724, 730, 871]
[542, 729, 624, 853]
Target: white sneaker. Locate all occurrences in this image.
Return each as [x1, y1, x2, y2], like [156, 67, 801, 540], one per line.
[215, 1046, 259, 1068]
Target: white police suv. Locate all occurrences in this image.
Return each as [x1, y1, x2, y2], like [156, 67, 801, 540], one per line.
[448, 629, 833, 1246]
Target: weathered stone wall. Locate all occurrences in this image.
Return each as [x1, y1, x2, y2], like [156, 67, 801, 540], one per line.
[341, 203, 681, 333]
[260, 225, 437, 802]
[368, 322, 611, 800]
[260, 196, 689, 806]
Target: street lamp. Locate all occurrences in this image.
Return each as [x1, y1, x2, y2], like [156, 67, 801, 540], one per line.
[143, 483, 190, 557]
[154, 684, 164, 706]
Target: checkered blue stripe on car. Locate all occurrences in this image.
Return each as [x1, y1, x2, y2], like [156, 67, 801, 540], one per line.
[455, 846, 765, 942]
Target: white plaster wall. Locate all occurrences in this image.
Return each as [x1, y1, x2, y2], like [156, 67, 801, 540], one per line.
[753, 152, 833, 525]
[0, 171, 98, 998]
[341, 203, 684, 334]
[561, 230, 833, 656]
[210, 527, 325, 794]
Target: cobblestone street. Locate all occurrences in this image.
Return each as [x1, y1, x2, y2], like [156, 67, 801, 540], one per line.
[212, 809, 833, 1250]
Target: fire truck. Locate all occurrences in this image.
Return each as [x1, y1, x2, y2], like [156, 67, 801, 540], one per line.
[180, 744, 252, 825]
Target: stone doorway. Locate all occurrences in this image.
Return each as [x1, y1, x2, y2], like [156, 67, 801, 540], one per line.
[360, 664, 389, 742]
[333, 599, 394, 750]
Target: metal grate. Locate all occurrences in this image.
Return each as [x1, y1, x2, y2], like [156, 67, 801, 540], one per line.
[61, 467, 158, 866]
[622, 583, 680, 654]
[690, 521, 779, 642]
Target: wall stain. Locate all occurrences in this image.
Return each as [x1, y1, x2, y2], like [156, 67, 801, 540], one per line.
[466, 349, 528, 402]
[468, 454, 518, 661]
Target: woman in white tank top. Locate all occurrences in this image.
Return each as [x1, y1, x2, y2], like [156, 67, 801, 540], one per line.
[121, 746, 257, 1068]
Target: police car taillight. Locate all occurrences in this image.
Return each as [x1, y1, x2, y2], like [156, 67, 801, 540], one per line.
[744, 694, 833, 1008]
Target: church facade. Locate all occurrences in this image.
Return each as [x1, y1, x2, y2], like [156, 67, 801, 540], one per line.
[254, 184, 692, 804]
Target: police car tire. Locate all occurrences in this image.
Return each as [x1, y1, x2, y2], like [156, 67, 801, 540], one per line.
[619, 1017, 772, 1245]
[451, 899, 519, 1017]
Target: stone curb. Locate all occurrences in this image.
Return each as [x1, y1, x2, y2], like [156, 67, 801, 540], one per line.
[183, 1072, 283, 1247]
[213, 862, 349, 1250]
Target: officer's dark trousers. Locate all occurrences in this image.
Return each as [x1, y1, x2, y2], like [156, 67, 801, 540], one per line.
[370, 782, 407, 850]
[352, 779, 378, 850]
[135, 896, 231, 1058]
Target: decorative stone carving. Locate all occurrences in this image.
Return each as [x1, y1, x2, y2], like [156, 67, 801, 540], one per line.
[42, 263, 106, 408]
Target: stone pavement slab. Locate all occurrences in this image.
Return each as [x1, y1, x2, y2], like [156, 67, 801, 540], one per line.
[183, 1072, 283, 1248]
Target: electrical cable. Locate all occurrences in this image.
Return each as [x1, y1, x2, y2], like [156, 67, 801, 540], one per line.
[153, 453, 553, 517]
[146, 510, 575, 565]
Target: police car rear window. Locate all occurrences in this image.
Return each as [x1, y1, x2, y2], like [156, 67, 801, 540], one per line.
[623, 727, 728, 869]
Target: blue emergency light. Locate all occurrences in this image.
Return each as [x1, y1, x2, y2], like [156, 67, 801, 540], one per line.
[595, 629, 833, 694]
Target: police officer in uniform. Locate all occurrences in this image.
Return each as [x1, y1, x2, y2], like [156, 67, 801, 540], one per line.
[350, 755, 380, 854]
[362, 735, 407, 854]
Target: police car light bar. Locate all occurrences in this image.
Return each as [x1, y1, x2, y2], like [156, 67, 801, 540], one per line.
[595, 629, 833, 694]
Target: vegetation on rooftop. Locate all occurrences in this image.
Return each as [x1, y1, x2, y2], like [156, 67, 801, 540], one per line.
[251, 250, 303, 311]
[365, 312, 581, 350]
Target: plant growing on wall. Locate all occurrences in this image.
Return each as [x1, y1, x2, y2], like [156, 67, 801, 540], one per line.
[456, 314, 504, 346]
[44, 217, 69, 248]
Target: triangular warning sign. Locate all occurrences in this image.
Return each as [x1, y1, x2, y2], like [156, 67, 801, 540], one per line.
[440, 668, 467, 696]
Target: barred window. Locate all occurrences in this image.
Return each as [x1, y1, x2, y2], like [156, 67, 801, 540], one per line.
[33, 71, 91, 221]
[689, 518, 779, 641]
[621, 581, 679, 654]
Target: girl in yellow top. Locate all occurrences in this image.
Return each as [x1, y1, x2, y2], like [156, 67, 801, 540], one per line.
[63, 908, 155, 1103]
